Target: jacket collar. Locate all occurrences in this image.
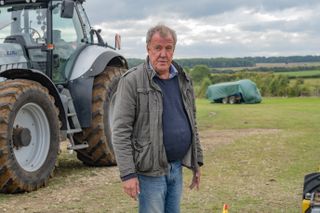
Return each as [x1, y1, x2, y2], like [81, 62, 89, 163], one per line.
[144, 56, 190, 82]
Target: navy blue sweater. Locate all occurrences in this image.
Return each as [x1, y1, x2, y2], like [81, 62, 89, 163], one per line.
[154, 75, 192, 162]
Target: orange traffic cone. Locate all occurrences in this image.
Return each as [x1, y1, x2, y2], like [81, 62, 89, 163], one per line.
[222, 204, 229, 213]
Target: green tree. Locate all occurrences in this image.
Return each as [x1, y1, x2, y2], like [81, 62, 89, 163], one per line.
[197, 77, 212, 98]
[189, 65, 210, 84]
[288, 78, 310, 97]
[269, 75, 290, 96]
[184, 67, 191, 74]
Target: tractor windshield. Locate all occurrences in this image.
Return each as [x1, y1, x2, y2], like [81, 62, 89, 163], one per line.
[51, 1, 93, 83]
[0, 3, 48, 72]
[0, 7, 15, 37]
[0, 4, 47, 44]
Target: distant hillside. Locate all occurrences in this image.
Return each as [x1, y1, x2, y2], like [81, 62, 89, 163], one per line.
[127, 58, 144, 68]
[127, 55, 320, 69]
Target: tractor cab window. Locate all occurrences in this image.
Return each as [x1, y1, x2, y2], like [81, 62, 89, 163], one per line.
[76, 3, 93, 44]
[0, 4, 47, 72]
[52, 2, 87, 83]
[0, 7, 13, 43]
[0, 5, 47, 44]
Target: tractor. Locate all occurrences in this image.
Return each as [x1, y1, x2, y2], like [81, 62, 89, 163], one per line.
[0, 0, 127, 193]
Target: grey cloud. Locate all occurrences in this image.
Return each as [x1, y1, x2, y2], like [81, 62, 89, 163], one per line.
[175, 36, 320, 58]
[241, 20, 315, 33]
[84, 0, 320, 23]
[83, 1, 320, 58]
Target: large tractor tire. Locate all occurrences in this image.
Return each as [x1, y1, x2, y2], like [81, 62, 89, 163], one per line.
[74, 66, 126, 166]
[0, 79, 60, 193]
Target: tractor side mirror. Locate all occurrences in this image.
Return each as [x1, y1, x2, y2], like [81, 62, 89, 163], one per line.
[61, 0, 74, 18]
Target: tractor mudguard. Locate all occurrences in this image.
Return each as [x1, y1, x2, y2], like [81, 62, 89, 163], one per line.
[69, 45, 127, 80]
[68, 46, 127, 128]
[68, 77, 94, 128]
[0, 68, 67, 131]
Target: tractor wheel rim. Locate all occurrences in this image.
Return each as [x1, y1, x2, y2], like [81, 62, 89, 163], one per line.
[13, 103, 50, 172]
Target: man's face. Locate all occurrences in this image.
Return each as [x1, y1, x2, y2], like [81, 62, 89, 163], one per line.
[147, 32, 175, 74]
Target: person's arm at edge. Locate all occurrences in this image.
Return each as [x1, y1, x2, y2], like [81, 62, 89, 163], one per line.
[189, 78, 203, 190]
[112, 74, 139, 199]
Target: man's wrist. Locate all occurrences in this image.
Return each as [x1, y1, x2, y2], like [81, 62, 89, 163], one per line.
[121, 173, 137, 182]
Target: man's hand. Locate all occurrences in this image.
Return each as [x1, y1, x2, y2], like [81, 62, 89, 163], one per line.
[189, 169, 201, 190]
[122, 177, 140, 200]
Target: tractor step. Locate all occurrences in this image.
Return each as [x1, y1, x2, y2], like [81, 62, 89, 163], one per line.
[67, 142, 89, 150]
[59, 88, 82, 135]
[67, 112, 76, 117]
[67, 128, 82, 134]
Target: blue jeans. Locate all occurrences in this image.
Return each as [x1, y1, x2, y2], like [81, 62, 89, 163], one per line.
[138, 161, 183, 213]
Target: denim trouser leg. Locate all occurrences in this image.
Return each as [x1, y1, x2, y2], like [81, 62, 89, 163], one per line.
[138, 161, 183, 213]
[165, 162, 183, 213]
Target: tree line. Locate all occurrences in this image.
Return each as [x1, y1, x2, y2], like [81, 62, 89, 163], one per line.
[127, 55, 320, 69]
[212, 65, 320, 76]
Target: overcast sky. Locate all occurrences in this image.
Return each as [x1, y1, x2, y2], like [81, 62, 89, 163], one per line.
[83, 0, 320, 59]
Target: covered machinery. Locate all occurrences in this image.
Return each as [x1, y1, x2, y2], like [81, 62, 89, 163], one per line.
[206, 79, 262, 104]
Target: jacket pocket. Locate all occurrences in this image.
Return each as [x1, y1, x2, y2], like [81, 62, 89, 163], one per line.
[137, 88, 150, 113]
[133, 138, 153, 172]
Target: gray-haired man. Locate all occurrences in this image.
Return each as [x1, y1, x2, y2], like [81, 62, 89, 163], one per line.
[112, 24, 203, 213]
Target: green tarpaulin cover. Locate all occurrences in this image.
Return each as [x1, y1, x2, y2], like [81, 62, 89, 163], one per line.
[206, 79, 262, 104]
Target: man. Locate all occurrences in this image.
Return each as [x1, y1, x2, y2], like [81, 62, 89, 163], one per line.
[112, 24, 203, 213]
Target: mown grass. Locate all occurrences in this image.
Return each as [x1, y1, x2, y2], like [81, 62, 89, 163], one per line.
[275, 70, 320, 78]
[181, 97, 320, 212]
[197, 97, 320, 130]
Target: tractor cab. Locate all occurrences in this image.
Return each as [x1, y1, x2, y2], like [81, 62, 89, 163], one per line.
[0, 0, 114, 83]
[0, 2, 48, 71]
[51, 0, 94, 83]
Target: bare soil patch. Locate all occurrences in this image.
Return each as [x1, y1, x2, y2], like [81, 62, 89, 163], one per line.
[200, 128, 281, 151]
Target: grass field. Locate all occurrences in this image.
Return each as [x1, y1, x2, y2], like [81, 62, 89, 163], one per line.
[213, 62, 320, 72]
[183, 97, 320, 212]
[290, 78, 320, 92]
[0, 97, 319, 212]
[256, 62, 320, 67]
[303, 78, 320, 85]
[275, 70, 320, 78]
